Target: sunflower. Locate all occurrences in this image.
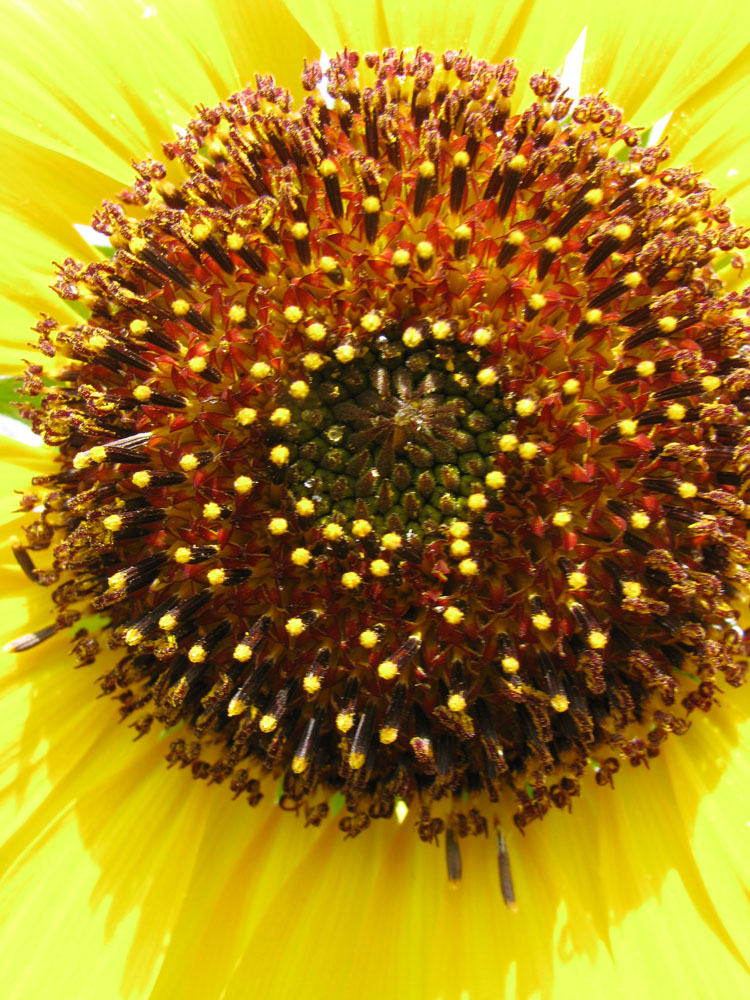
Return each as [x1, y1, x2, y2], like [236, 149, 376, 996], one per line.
[2, 1, 750, 998]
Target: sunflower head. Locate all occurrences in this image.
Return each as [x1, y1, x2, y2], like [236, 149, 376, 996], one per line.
[12, 48, 750, 861]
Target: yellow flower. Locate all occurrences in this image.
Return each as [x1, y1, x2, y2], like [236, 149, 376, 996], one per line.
[2, 2, 750, 999]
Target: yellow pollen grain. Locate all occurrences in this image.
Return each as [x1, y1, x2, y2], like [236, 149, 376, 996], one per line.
[454, 223, 471, 240]
[552, 510, 573, 527]
[88, 333, 108, 351]
[250, 361, 272, 380]
[103, 514, 123, 532]
[235, 407, 257, 426]
[532, 612, 552, 631]
[361, 311, 382, 332]
[269, 407, 291, 427]
[107, 571, 127, 591]
[630, 511, 651, 530]
[516, 397, 537, 417]
[501, 656, 519, 674]
[622, 580, 642, 599]
[418, 161, 435, 179]
[370, 559, 390, 577]
[678, 481, 698, 498]
[73, 452, 91, 470]
[188, 644, 206, 663]
[323, 523, 344, 542]
[450, 539, 471, 559]
[303, 675, 320, 694]
[543, 236, 562, 253]
[291, 756, 308, 774]
[381, 532, 402, 551]
[179, 453, 199, 472]
[89, 446, 107, 463]
[449, 521, 470, 539]
[658, 316, 677, 333]
[584, 188, 603, 206]
[499, 433, 518, 452]
[291, 547, 312, 567]
[477, 367, 498, 387]
[233, 643, 252, 662]
[207, 568, 226, 586]
[567, 570, 588, 590]
[133, 385, 152, 402]
[588, 630, 608, 649]
[485, 470, 506, 490]
[584, 308, 603, 325]
[320, 255, 339, 274]
[443, 606, 464, 625]
[562, 378, 581, 395]
[203, 502, 222, 521]
[188, 356, 207, 374]
[305, 322, 327, 342]
[259, 715, 277, 733]
[159, 613, 177, 631]
[702, 375, 721, 392]
[378, 660, 398, 680]
[458, 558, 479, 577]
[269, 445, 290, 466]
[467, 493, 488, 512]
[191, 222, 211, 242]
[124, 627, 142, 646]
[285, 617, 306, 637]
[509, 154, 526, 172]
[268, 517, 288, 536]
[416, 240, 434, 260]
[336, 711, 355, 734]
[302, 352, 324, 370]
[624, 271, 642, 289]
[363, 195, 381, 213]
[234, 475, 253, 494]
[172, 298, 190, 316]
[432, 320, 452, 341]
[636, 360, 656, 377]
[392, 248, 411, 268]
[551, 694, 569, 713]
[283, 305, 303, 323]
[291, 222, 309, 240]
[129, 319, 148, 335]
[453, 150, 470, 168]
[447, 692, 467, 713]
[402, 326, 422, 348]
[341, 571, 362, 590]
[288, 380, 309, 400]
[173, 547, 191, 564]
[131, 470, 151, 488]
[359, 629, 379, 648]
[472, 327, 493, 347]
[507, 229, 525, 247]
[667, 403, 686, 421]
[613, 223, 633, 241]
[518, 442, 539, 460]
[319, 158, 337, 177]
[334, 343, 355, 363]
[528, 293, 546, 312]
[352, 519, 372, 538]
[618, 418, 638, 437]
[295, 497, 315, 517]
[227, 233, 244, 251]
[379, 727, 398, 745]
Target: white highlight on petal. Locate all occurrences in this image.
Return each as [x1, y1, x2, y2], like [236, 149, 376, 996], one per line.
[648, 112, 673, 146]
[73, 223, 111, 248]
[318, 50, 334, 109]
[0, 415, 43, 447]
[727, 168, 739, 177]
[558, 26, 587, 102]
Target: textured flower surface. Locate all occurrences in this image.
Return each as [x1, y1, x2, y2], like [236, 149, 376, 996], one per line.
[2, 2, 750, 999]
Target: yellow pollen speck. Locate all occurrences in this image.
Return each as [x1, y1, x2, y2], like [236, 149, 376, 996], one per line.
[269, 445, 290, 466]
[528, 293, 546, 312]
[363, 195, 381, 213]
[291, 547, 312, 566]
[352, 519, 372, 538]
[447, 693, 466, 713]
[392, 248, 411, 268]
[235, 407, 257, 426]
[449, 521, 470, 539]
[499, 433, 518, 452]
[291, 756, 308, 774]
[472, 327, 493, 346]
[588, 630, 608, 649]
[543, 236, 562, 253]
[250, 361, 272, 380]
[323, 523, 344, 542]
[553, 510, 573, 527]
[402, 326, 422, 348]
[129, 319, 148, 335]
[133, 385, 152, 402]
[630, 511, 651, 530]
[320, 255, 339, 274]
[443, 606, 464, 625]
[518, 442, 539, 460]
[636, 360, 656, 377]
[359, 629, 379, 648]
[268, 517, 288, 535]
[658, 316, 677, 333]
[584, 188, 603, 206]
[173, 548, 191, 564]
[303, 675, 320, 694]
[283, 305, 303, 323]
[234, 475, 253, 494]
[622, 580, 642, 598]
[416, 240, 434, 260]
[107, 571, 126, 591]
[361, 311, 382, 332]
[667, 403, 686, 421]
[172, 298, 190, 316]
[509, 154, 527, 172]
[233, 643, 252, 662]
[291, 222, 309, 240]
[613, 223, 633, 241]
[103, 514, 122, 532]
[551, 694, 569, 713]
[516, 397, 537, 417]
[124, 627, 142, 646]
[203, 502, 222, 521]
[191, 222, 211, 242]
[584, 308, 603, 325]
[378, 660, 398, 680]
[159, 613, 177, 631]
[179, 453, 199, 472]
[450, 539, 471, 558]
[306, 322, 327, 342]
[432, 320, 452, 341]
[562, 378, 581, 396]
[207, 568, 226, 586]
[678, 481, 698, 498]
[379, 727, 398, 745]
[485, 470, 506, 490]
[131, 470, 151, 488]
[334, 343, 355, 363]
[624, 271, 642, 289]
[89, 446, 107, 463]
[227, 233, 244, 251]
[269, 407, 291, 427]
[295, 497, 315, 517]
[73, 451, 91, 470]
[458, 558, 479, 576]
[259, 715, 277, 733]
[319, 158, 337, 177]
[501, 656, 519, 674]
[532, 612, 552, 631]
[467, 493, 487, 512]
[341, 571, 362, 590]
[567, 570, 588, 590]
[188, 644, 206, 663]
[288, 380, 309, 400]
[618, 418, 638, 437]
[507, 229, 525, 247]
[188, 356, 207, 374]
[370, 559, 390, 577]
[302, 352, 324, 370]
[477, 367, 498, 386]
[418, 160, 435, 178]
[453, 150, 470, 168]
[381, 533, 402, 551]
[88, 333, 108, 351]
[285, 617, 306, 637]
[336, 711, 355, 733]
[702, 375, 721, 392]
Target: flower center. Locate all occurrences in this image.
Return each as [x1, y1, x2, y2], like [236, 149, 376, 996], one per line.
[10, 47, 750, 893]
